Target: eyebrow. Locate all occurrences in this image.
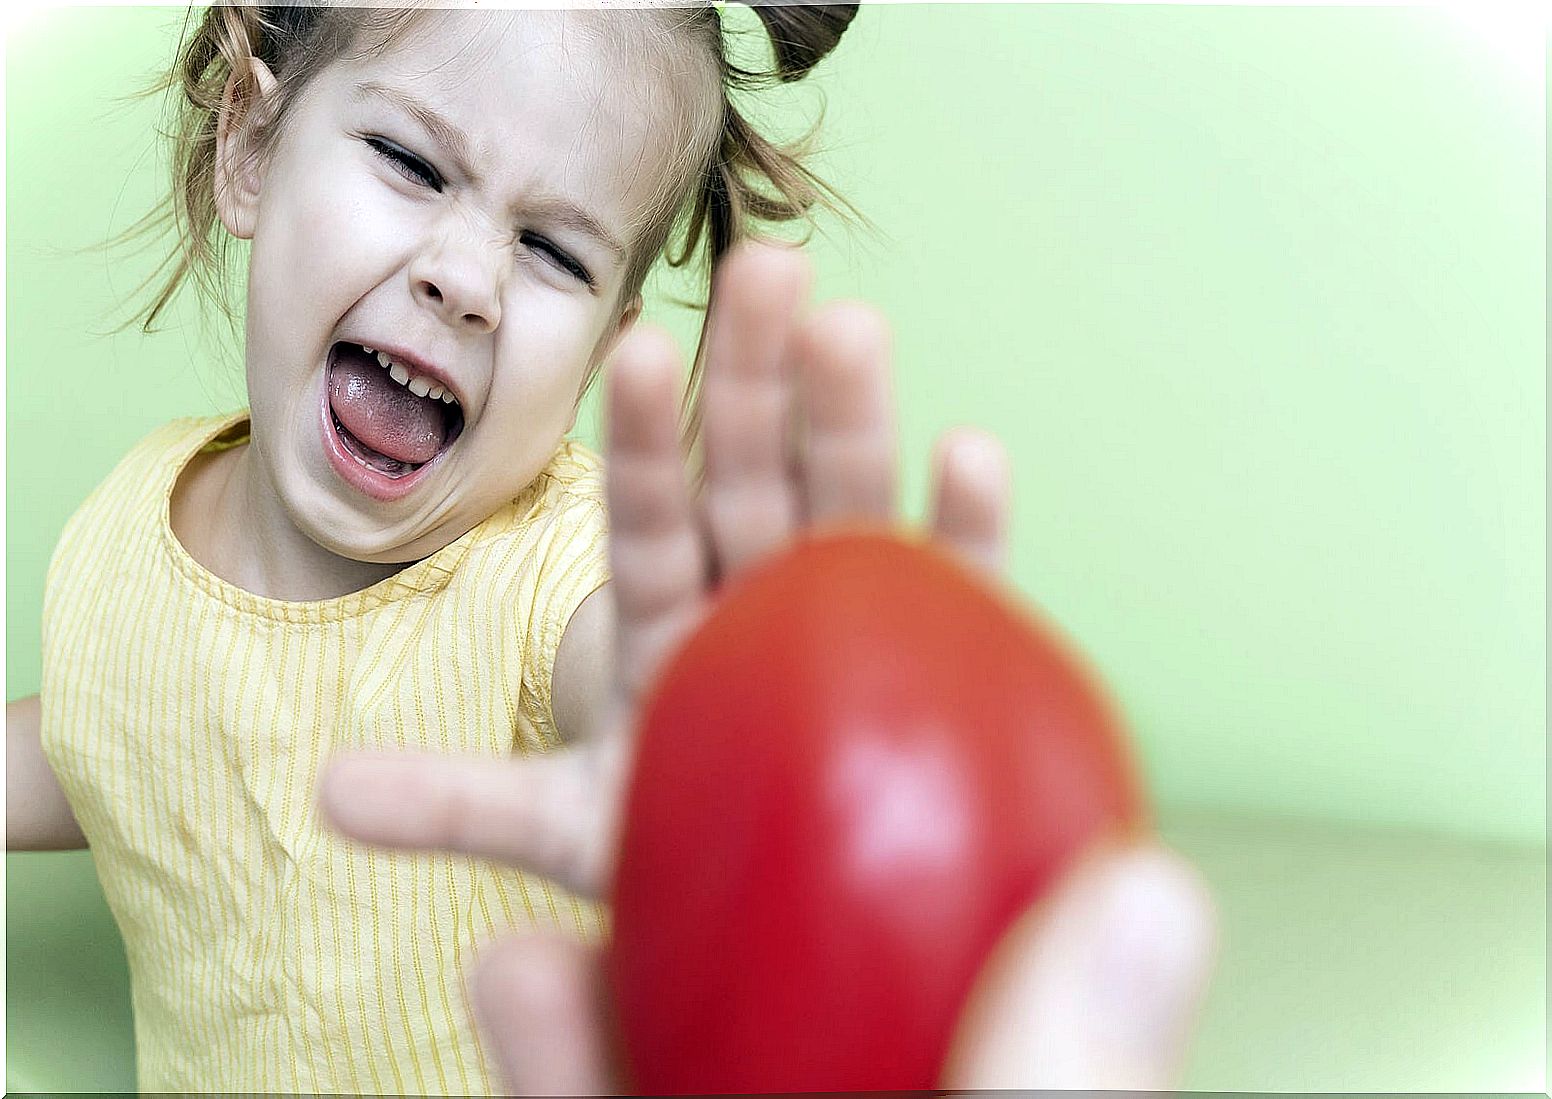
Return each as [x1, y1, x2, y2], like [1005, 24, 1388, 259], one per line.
[352, 80, 628, 262]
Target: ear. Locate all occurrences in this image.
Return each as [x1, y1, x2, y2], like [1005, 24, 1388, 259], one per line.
[600, 293, 644, 363]
[573, 293, 646, 419]
[213, 57, 280, 241]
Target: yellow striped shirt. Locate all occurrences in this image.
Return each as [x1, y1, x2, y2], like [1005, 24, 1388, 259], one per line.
[40, 411, 611, 1094]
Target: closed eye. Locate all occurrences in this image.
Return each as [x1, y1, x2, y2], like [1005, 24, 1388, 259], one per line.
[522, 233, 594, 288]
[365, 137, 442, 192]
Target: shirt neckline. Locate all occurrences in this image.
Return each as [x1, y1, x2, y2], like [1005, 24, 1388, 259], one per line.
[158, 411, 495, 624]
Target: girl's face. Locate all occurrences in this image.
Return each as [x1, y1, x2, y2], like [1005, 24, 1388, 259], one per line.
[221, 11, 672, 564]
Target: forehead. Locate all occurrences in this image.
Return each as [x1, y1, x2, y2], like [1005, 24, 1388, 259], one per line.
[322, 10, 704, 232]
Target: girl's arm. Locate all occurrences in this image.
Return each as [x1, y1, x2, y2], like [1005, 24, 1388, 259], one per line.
[6, 694, 87, 850]
[551, 584, 617, 748]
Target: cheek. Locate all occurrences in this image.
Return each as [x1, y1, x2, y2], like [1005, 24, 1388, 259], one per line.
[480, 313, 601, 442]
[256, 166, 407, 306]
[293, 194, 388, 286]
[499, 300, 605, 391]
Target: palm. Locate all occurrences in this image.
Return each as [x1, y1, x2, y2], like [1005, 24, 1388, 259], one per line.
[319, 240, 1010, 899]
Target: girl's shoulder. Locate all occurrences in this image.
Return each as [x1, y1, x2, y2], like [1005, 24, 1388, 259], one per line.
[536, 437, 605, 504]
[481, 437, 606, 546]
[458, 437, 608, 599]
[62, 412, 247, 536]
[45, 412, 248, 615]
[485, 438, 612, 743]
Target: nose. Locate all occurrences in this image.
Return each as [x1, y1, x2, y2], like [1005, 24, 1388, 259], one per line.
[409, 231, 503, 334]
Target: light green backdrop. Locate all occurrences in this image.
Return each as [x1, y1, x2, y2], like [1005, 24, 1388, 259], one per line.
[9, 4, 1544, 843]
[5, 5, 1546, 1094]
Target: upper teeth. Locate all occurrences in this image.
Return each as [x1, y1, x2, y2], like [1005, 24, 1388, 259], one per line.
[370, 347, 456, 404]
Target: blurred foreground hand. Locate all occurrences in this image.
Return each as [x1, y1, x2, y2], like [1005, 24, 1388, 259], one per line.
[470, 840, 1217, 1095]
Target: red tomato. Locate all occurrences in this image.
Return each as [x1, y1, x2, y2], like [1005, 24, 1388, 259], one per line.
[607, 530, 1143, 1093]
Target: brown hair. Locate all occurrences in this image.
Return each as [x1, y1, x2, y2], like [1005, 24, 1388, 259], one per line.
[104, 1, 871, 452]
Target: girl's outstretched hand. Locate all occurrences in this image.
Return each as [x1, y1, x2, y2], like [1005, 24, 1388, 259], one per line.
[318, 239, 1012, 899]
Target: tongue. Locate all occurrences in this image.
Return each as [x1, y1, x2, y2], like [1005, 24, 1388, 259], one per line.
[329, 350, 445, 465]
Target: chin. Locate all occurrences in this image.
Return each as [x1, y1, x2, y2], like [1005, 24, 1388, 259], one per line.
[300, 511, 446, 567]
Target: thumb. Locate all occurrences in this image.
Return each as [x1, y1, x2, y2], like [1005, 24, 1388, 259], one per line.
[469, 932, 620, 1096]
[940, 840, 1218, 1092]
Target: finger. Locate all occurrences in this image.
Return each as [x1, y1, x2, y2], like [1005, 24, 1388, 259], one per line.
[316, 745, 620, 899]
[927, 427, 1012, 577]
[604, 325, 708, 705]
[792, 300, 898, 525]
[699, 240, 811, 575]
[940, 841, 1218, 1092]
[470, 933, 618, 1096]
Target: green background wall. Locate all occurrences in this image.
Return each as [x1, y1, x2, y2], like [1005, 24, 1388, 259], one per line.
[6, 5, 1545, 1093]
[9, 4, 1543, 843]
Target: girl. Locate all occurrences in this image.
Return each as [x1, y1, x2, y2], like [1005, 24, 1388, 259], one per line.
[8, 2, 1045, 1093]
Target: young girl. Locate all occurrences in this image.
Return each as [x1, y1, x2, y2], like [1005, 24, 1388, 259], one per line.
[5, 2, 1024, 1093]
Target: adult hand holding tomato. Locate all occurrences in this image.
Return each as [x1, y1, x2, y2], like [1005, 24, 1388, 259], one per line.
[607, 530, 1158, 1092]
[469, 841, 1216, 1094]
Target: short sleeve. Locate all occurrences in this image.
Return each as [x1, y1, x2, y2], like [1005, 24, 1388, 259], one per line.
[516, 444, 611, 749]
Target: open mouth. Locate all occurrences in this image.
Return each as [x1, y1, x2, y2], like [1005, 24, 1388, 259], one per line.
[326, 341, 465, 479]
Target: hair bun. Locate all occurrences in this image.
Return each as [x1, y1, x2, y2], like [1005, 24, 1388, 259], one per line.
[744, 1, 859, 83]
